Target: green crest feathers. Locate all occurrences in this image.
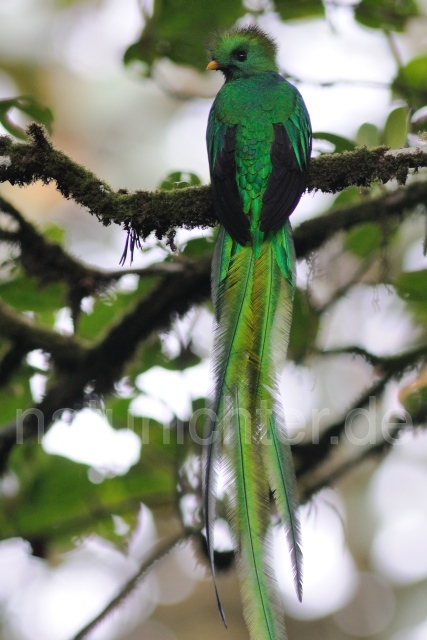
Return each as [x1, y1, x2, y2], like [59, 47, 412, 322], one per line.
[208, 25, 277, 58]
[207, 25, 279, 76]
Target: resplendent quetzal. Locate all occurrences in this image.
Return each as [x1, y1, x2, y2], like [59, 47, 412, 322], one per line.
[204, 25, 312, 640]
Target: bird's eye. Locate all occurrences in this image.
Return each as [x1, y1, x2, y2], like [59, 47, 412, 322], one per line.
[233, 49, 247, 62]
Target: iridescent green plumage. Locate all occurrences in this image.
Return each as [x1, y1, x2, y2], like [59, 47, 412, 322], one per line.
[204, 25, 311, 640]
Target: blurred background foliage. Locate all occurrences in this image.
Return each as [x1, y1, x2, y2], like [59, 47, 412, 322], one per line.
[0, 0, 427, 639]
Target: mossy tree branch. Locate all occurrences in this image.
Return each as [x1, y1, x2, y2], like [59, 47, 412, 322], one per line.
[0, 125, 426, 246]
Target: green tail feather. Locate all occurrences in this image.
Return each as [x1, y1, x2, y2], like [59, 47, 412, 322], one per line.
[205, 224, 301, 639]
[204, 227, 254, 626]
[226, 387, 285, 640]
[263, 410, 303, 601]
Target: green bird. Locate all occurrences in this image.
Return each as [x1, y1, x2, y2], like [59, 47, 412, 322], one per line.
[204, 25, 311, 640]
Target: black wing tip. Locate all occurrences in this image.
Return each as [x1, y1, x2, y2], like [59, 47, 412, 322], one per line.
[260, 118, 310, 230]
[259, 217, 284, 233]
[227, 226, 252, 246]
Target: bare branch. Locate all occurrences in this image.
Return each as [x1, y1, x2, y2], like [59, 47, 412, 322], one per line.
[0, 299, 86, 364]
[71, 529, 193, 640]
[293, 180, 427, 257]
[301, 429, 399, 503]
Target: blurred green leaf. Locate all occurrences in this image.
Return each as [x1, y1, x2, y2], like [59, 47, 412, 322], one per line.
[77, 277, 158, 340]
[0, 277, 66, 314]
[345, 223, 382, 258]
[77, 296, 120, 340]
[396, 270, 427, 325]
[399, 372, 427, 417]
[42, 224, 66, 245]
[392, 56, 427, 110]
[3, 425, 178, 545]
[124, 0, 245, 73]
[396, 269, 427, 302]
[288, 288, 319, 361]
[127, 335, 167, 381]
[332, 186, 364, 208]
[356, 122, 381, 148]
[106, 396, 135, 429]
[182, 237, 213, 259]
[383, 105, 408, 148]
[0, 96, 53, 139]
[354, 0, 418, 31]
[160, 171, 202, 190]
[313, 132, 355, 153]
[401, 385, 427, 417]
[191, 396, 206, 415]
[0, 366, 33, 424]
[275, 0, 324, 19]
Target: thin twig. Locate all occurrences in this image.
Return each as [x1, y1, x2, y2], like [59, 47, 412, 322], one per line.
[71, 529, 193, 640]
[384, 30, 403, 69]
[301, 427, 400, 502]
[320, 342, 427, 373]
[318, 252, 379, 312]
[283, 70, 390, 91]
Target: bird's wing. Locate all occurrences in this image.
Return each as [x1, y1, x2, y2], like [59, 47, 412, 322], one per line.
[260, 84, 311, 232]
[207, 112, 251, 245]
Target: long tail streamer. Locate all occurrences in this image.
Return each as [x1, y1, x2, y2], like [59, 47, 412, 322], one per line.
[204, 223, 302, 639]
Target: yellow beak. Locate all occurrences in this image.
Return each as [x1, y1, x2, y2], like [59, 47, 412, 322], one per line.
[206, 60, 221, 70]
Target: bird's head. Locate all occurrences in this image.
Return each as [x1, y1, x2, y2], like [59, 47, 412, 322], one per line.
[207, 25, 278, 81]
